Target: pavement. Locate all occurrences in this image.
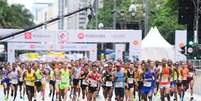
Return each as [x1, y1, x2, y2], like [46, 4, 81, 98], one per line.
[0, 83, 201, 101]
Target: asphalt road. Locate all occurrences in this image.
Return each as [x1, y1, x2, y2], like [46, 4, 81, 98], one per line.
[0, 83, 201, 101]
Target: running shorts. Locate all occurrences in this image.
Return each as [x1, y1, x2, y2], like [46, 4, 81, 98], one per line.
[49, 80, 56, 86]
[115, 88, 124, 98]
[88, 87, 97, 93]
[73, 79, 79, 86]
[26, 85, 34, 98]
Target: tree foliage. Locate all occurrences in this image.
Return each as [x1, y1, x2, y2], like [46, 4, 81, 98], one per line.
[0, 1, 34, 28]
[88, 0, 185, 44]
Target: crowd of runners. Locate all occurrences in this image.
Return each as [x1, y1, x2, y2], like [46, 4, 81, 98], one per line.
[0, 59, 196, 101]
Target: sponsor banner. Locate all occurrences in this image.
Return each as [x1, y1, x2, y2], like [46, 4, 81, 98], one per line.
[175, 30, 187, 50]
[4, 30, 142, 43]
[115, 44, 125, 60]
[7, 43, 97, 62]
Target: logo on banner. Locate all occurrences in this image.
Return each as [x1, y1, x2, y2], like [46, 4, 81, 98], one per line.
[29, 44, 36, 49]
[60, 45, 64, 49]
[77, 32, 85, 39]
[132, 40, 139, 46]
[58, 32, 69, 42]
[24, 32, 32, 40]
[179, 42, 185, 48]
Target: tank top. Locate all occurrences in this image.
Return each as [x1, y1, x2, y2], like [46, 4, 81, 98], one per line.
[81, 71, 88, 79]
[89, 72, 99, 87]
[25, 72, 35, 86]
[50, 70, 55, 81]
[35, 69, 42, 80]
[10, 71, 18, 84]
[73, 67, 81, 79]
[60, 69, 70, 83]
[161, 66, 170, 82]
[143, 69, 153, 87]
[143, 69, 153, 81]
[104, 72, 112, 81]
[172, 68, 178, 81]
[127, 70, 134, 84]
[114, 69, 124, 88]
[81, 71, 88, 85]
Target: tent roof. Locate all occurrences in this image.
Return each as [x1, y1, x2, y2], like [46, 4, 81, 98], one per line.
[141, 27, 173, 48]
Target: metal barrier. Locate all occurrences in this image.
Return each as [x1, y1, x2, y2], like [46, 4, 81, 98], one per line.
[190, 59, 201, 69]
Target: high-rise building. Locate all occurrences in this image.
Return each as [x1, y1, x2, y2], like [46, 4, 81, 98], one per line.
[33, 0, 90, 30]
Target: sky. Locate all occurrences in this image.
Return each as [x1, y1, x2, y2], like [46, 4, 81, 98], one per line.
[7, 0, 35, 11]
[7, 0, 53, 12]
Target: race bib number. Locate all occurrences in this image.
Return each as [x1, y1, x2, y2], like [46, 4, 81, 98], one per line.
[144, 81, 151, 87]
[82, 80, 88, 85]
[128, 78, 134, 84]
[11, 79, 18, 84]
[115, 82, 123, 88]
[3, 83, 7, 88]
[90, 80, 97, 87]
[106, 81, 113, 87]
[19, 78, 23, 81]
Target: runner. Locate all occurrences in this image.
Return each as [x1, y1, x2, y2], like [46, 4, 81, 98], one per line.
[18, 63, 26, 99]
[170, 62, 179, 101]
[48, 62, 56, 101]
[87, 64, 100, 101]
[40, 63, 48, 100]
[159, 59, 171, 101]
[80, 63, 89, 100]
[59, 63, 70, 101]
[113, 62, 125, 101]
[180, 62, 190, 101]
[9, 63, 19, 101]
[154, 61, 161, 96]
[102, 63, 113, 101]
[55, 62, 62, 101]
[24, 65, 35, 101]
[34, 63, 43, 100]
[141, 62, 154, 101]
[176, 62, 183, 101]
[71, 61, 81, 101]
[125, 63, 135, 101]
[135, 61, 144, 101]
[187, 60, 196, 101]
[1, 64, 11, 101]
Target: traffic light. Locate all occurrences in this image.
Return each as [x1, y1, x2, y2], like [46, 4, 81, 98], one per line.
[186, 23, 195, 59]
[178, 0, 194, 24]
[187, 41, 194, 54]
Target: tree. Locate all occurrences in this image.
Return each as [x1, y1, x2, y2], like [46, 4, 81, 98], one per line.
[87, 0, 185, 44]
[149, 0, 185, 44]
[0, 1, 34, 29]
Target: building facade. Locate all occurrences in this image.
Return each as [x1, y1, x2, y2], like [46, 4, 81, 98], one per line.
[33, 0, 89, 30]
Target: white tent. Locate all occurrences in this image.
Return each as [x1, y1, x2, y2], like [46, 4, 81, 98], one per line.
[140, 27, 176, 61]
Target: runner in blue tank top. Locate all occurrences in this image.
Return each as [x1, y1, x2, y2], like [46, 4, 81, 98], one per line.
[113, 62, 125, 101]
[141, 62, 154, 101]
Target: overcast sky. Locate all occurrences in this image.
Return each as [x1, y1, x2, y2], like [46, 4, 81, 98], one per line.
[7, 0, 53, 12]
[7, 0, 35, 11]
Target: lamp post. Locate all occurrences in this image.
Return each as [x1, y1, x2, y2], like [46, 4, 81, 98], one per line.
[141, 0, 149, 36]
[195, 0, 200, 44]
[113, 0, 117, 29]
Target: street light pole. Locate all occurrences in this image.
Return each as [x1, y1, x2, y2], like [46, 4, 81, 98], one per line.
[113, 0, 117, 29]
[195, 0, 200, 44]
[58, 0, 64, 29]
[144, 0, 149, 36]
